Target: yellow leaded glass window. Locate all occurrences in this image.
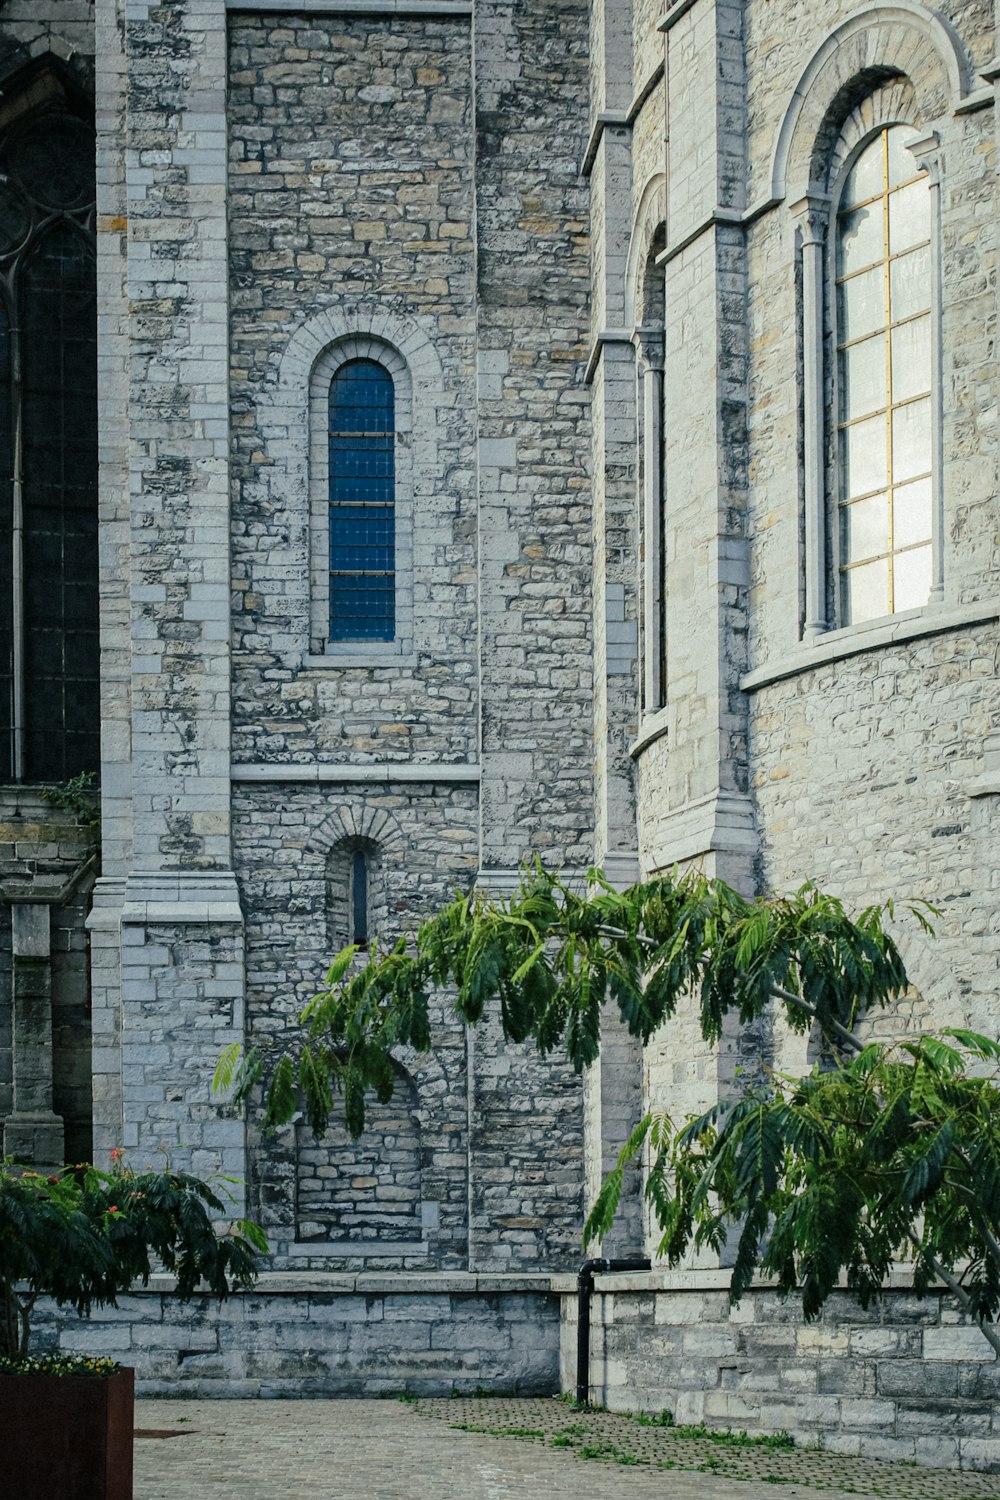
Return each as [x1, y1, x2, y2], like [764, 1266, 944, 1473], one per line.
[836, 124, 932, 624]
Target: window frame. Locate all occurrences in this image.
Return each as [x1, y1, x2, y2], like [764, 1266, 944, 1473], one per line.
[794, 105, 943, 644]
[326, 357, 397, 646]
[309, 337, 413, 660]
[829, 123, 936, 628]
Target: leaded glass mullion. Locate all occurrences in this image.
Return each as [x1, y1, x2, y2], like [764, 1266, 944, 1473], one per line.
[837, 124, 932, 625]
[328, 359, 396, 643]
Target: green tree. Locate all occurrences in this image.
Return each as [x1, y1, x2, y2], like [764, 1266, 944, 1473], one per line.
[216, 863, 1000, 1355]
[1, 1158, 266, 1362]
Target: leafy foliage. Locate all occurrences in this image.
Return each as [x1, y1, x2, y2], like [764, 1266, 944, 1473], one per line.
[38, 770, 101, 830]
[220, 864, 915, 1139]
[215, 861, 1000, 1352]
[0, 1156, 267, 1362]
[583, 1031, 1000, 1356]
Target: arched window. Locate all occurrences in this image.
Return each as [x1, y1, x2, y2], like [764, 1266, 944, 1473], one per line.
[0, 93, 97, 782]
[326, 836, 383, 954]
[836, 125, 932, 624]
[327, 359, 395, 643]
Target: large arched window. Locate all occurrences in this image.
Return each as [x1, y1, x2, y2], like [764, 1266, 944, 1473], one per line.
[327, 359, 395, 643]
[836, 125, 932, 625]
[0, 89, 97, 782]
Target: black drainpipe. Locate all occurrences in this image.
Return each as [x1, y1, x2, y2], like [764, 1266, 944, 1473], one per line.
[575, 1256, 651, 1407]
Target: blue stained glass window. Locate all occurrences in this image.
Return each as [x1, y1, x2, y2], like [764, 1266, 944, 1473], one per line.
[328, 359, 395, 642]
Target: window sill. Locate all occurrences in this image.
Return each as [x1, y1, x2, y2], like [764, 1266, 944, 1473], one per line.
[740, 598, 1000, 694]
[304, 647, 416, 670]
[629, 705, 670, 759]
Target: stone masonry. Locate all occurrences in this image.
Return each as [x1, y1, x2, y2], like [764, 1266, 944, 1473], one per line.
[2, 0, 1000, 1447]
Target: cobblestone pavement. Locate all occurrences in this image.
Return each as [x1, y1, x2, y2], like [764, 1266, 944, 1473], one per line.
[134, 1397, 1000, 1500]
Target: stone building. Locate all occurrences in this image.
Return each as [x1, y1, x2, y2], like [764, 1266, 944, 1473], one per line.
[1, 0, 999, 1463]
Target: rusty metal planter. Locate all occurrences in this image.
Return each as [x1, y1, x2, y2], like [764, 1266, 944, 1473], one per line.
[0, 1366, 134, 1500]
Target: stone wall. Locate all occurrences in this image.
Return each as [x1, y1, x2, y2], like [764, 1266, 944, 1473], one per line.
[562, 1271, 1000, 1471]
[474, 0, 595, 875]
[227, 11, 479, 762]
[734, 0, 1000, 1084]
[35, 1273, 561, 1399]
[0, 789, 97, 1167]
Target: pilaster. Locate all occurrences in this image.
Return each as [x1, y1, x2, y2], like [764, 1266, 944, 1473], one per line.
[636, 0, 756, 1260]
[2, 902, 62, 1166]
[96, 0, 247, 1189]
[642, 0, 754, 890]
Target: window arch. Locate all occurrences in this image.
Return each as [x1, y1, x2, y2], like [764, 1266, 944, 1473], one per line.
[0, 88, 97, 782]
[835, 125, 932, 624]
[792, 77, 940, 640]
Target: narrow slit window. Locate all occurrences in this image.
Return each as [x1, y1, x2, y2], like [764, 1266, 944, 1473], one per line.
[328, 359, 395, 643]
[836, 125, 932, 625]
[351, 847, 369, 949]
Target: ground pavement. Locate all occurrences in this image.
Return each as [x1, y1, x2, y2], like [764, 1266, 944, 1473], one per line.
[134, 1396, 1000, 1500]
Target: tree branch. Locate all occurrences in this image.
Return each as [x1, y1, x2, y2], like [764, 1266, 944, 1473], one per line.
[905, 1231, 1000, 1360]
[949, 1165, 1000, 1280]
[769, 985, 866, 1054]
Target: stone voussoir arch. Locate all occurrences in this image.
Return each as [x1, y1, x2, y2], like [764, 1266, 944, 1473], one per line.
[274, 302, 445, 417]
[305, 801, 406, 864]
[771, 0, 973, 203]
[624, 172, 666, 331]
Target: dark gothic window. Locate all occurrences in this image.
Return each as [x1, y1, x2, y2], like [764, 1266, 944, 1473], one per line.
[328, 359, 395, 642]
[0, 96, 98, 782]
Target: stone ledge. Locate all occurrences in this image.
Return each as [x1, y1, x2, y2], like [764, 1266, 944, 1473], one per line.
[226, 0, 472, 11]
[579, 1267, 957, 1296]
[231, 761, 481, 784]
[741, 599, 1000, 694]
[116, 1271, 561, 1297]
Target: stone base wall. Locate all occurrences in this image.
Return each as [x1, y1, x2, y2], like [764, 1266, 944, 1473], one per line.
[32, 1274, 560, 1399]
[559, 1271, 1000, 1472]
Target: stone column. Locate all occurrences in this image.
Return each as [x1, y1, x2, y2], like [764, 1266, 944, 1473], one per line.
[791, 195, 830, 640]
[470, 0, 592, 1272]
[645, 0, 754, 892]
[636, 325, 665, 712]
[3, 903, 63, 1167]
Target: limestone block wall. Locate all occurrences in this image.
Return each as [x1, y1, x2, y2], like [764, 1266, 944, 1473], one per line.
[233, 780, 475, 1268]
[474, 0, 595, 875]
[227, 12, 478, 762]
[734, 0, 1000, 1074]
[751, 629, 1000, 1049]
[33, 1273, 562, 1398]
[469, 1007, 586, 1271]
[563, 1272, 1000, 1471]
[233, 775, 585, 1273]
[600, 0, 1000, 1294]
